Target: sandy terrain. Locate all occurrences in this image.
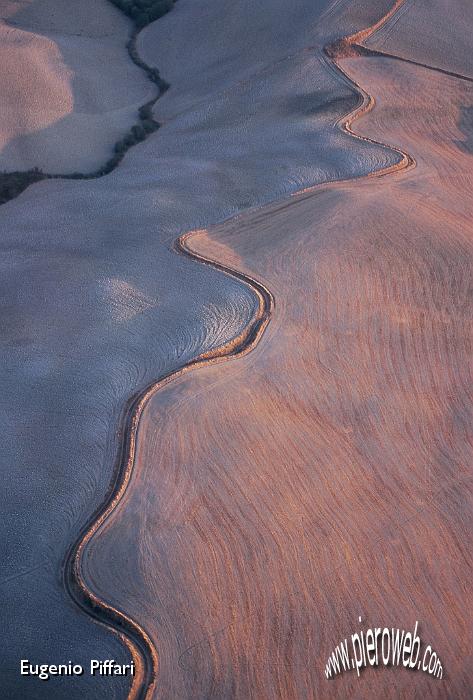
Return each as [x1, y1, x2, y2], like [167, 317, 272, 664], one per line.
[0, 0, 152, 173]
[2, 0, 471, 698]
[79, 2, 473, 699]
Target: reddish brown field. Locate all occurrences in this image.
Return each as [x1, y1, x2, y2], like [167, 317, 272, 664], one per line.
[83, 10, 473, 700]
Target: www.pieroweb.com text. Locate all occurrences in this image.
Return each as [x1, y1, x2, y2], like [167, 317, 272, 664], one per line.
[325, 620, 443, 679]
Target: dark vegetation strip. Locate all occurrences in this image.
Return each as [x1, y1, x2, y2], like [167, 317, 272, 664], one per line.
[61, 4, 178, 698]
[2, 3, 268, 699]
[109, 0, 174, 28]
[0, 0, 176, 205]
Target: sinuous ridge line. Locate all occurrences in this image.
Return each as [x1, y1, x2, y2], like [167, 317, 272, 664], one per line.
[64, 233, 274, 699]
[66, 1, 415, 698]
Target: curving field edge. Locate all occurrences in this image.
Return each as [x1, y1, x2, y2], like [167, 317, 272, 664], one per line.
[63, 232, 274, 700]
[65, 1, 417, 698]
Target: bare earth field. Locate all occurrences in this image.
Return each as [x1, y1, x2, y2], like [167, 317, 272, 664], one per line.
[0, 0, 152, 173]
[86, 29, 473, 700]
[1, 0, 472, 699]
[0, 1, 399, 697]
[364, 0, 473, 79]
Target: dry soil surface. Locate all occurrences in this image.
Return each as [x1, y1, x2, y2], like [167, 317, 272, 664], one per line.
[0, 0, 152, 173]
[84, 1, 473, 698]
[3, 0, 471, 699]
[1, 1, 401, 698]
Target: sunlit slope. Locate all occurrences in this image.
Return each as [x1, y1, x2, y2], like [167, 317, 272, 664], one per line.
[365, 0, 473, 79]
[80, 4, 473, 699]
[0, 0, 152, 173]
[87, 50, 473, 700]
